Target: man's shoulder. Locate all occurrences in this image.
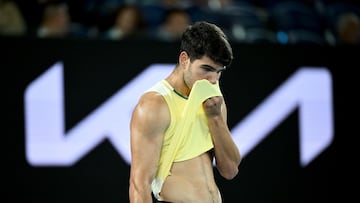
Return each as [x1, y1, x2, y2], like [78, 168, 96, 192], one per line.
[146, 80, 172, 96]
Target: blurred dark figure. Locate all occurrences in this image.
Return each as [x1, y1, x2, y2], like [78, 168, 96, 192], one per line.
[336, 12, 360, 45]
[144, 0, 233, 9]
[35, 0, 90, 38]
[153, 7, 191, 41]
[36, 1, 70, 38]
[0, 0, 27, 36]
[103, 4, 146, 40]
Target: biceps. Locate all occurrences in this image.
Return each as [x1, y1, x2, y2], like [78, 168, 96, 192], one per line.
[131, 129, 163, 179]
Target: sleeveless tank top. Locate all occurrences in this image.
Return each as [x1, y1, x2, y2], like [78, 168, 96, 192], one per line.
[147, 79, 222, 200]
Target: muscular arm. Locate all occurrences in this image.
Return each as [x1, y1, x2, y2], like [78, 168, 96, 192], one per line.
[129, 92, 170, 203]
[203, 96, 241, 180]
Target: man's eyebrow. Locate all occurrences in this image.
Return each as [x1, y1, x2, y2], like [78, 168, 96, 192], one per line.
[201, 64, 226, 71]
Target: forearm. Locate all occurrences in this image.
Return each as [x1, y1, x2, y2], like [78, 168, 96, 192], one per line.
[129, 181, 153, 203]
[208, 115, 241, 179]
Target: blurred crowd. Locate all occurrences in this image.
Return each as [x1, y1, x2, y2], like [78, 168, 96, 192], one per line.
[1, 0, 360, 45]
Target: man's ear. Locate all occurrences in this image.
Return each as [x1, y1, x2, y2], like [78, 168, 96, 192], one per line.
[179, 51, 189, 67]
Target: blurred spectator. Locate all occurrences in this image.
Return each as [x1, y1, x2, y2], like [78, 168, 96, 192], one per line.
[36, 1, 71, 38]
[0, 0, 27, 36]
[140, 0, 233, 9]
[103, 4, 147, 40]
[36, 1, 90, 38]
[206, 0, 233, 10]
[153, 7, 191, 41]
[140, 0, 191, 8]
[336, 12, 360, 45]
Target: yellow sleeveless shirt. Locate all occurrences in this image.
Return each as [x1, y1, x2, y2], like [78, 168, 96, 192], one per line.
[147, 79, 222, 200]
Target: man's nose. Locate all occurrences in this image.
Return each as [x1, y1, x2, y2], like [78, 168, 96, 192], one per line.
[208, 72, 220, 84]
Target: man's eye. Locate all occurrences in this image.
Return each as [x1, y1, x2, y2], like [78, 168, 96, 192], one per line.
[201, 66, 214, 72]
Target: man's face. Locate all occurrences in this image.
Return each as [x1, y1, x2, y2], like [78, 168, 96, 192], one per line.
[184, 55, 225, 88]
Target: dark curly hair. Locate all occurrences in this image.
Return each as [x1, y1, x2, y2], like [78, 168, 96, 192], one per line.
[180, 21, 233, 67]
